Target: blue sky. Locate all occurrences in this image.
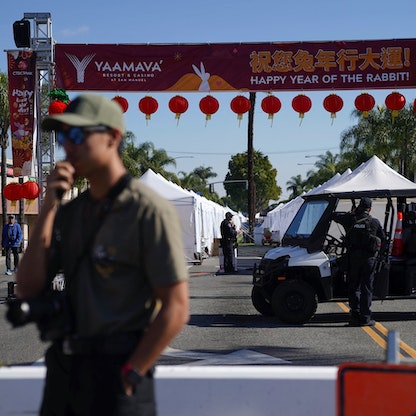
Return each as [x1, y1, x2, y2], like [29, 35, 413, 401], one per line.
[2, 1, 416, 200]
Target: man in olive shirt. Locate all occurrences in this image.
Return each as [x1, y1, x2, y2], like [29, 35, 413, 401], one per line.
[16, 94, 189, 415]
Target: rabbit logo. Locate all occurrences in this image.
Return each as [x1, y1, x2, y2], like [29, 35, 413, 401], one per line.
[13, 122, 27, 140]
[192, 62, 211, 92]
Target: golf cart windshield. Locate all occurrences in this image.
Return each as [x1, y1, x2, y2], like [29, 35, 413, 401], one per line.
[283, 199, 329, 246]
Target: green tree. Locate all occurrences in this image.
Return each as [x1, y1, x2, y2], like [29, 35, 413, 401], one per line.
[224, 150, 281, 213]
[0, 72, 9, 226]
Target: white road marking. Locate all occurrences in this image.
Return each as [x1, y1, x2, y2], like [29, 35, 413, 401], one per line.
[162, 347, 291, 365]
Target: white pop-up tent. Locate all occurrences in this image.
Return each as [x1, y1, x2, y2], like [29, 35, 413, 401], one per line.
[139, 169, 202, 263]
[314, 155, 416, 196]
[139, 169, 234, 263]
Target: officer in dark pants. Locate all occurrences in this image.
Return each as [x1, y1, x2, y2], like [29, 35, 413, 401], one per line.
[347, 248, 377, 325]
[333, 197, 385, 326]
[220, 212, 237, 273]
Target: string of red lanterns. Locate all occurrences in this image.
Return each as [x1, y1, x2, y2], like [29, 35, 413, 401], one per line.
[3, 181, 40, 205]
[106, 92, 414, 126]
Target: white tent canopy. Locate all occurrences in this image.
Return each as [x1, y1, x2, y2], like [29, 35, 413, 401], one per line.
[139, 169, 235, 262]
[315, 155, 416, 196]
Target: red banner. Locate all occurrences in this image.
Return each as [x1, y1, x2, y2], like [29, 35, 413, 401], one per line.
[55, 39, 416, 92]
[7, 50, 36, 177]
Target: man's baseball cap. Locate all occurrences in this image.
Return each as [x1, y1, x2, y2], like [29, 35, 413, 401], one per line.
[41, 94, 125, 134]
[358, 197, 372, 209]
[8, 214, 15, 218]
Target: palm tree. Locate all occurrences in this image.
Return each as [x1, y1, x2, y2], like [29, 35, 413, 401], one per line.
[121, 137, 178, 182]
[306, 151, 340, 188]
[0, 72, 9, 226]
[286, 174, 307, 199]
[178, 166, 217, 197]
[340, 105, 416, 179]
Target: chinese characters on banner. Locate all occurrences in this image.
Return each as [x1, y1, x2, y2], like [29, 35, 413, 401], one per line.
[54, 39, 416, 92]
[7, 50, 36, 177]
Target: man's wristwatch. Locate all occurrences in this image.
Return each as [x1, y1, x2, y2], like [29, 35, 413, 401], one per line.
[121, 363, 144, 385]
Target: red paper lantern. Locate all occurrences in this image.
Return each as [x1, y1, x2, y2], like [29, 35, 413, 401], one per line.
[21, 181, 40, 200]
[354, 93, 375, 118]
[112, 96, 129, 113]
[48, 100, 68, 115]
[199, 95, 219, 123]
[138, 96, 159, 121]
[230, 95, 251, 125]
[385, 92, 406, 122]
[3, 183, 23, 201]
[292, 94, 312, 122]
[323, 94, 344, 121]
[168, 95, 189, 124]
[261, 95, 281, 125]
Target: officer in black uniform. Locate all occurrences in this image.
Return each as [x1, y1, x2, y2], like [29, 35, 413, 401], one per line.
[333, 197, 385, 326]
[220, 212, 237, 273]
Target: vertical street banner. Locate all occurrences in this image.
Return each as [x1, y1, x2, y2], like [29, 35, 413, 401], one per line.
[7, 50, 36, 177]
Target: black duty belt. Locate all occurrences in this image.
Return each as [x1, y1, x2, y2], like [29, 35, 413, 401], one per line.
[61, 331, 144, 355]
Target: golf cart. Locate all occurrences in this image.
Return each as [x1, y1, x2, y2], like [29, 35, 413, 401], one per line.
[252, 188, 416, 325]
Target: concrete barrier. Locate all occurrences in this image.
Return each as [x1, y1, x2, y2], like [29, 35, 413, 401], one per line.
[0, 365, 337, 415]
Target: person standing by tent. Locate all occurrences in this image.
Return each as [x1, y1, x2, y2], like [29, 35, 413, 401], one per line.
[2, 214, 23, 275]
[15, 94, 189, 415]
[220, 212, 237, 273]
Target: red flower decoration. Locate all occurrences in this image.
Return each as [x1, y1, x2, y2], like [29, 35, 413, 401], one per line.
[48, 100, 68, 115]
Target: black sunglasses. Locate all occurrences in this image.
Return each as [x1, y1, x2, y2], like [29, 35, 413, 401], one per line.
[57, 126, 110, 146]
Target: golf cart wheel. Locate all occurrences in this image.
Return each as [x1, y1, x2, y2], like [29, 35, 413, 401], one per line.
[271, 280, 318, 324]
[251, 286, 274, 316]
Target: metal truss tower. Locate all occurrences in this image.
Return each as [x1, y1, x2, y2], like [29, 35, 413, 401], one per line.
[23, 12, 55, 206]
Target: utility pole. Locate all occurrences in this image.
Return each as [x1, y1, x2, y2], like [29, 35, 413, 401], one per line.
[247, 92, 256, 237]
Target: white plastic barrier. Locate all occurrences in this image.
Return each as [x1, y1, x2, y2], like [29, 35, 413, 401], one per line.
[0, 365, 338, 416]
